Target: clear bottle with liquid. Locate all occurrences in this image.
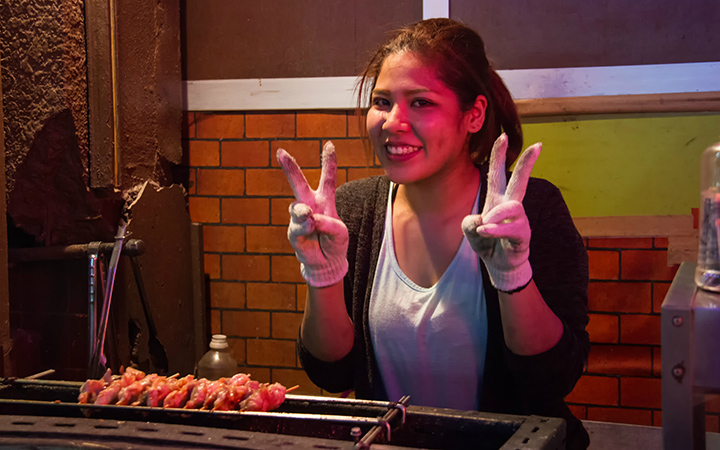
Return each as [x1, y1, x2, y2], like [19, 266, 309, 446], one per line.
[196, 334, 238, 379]
[696, 140, 720, 291]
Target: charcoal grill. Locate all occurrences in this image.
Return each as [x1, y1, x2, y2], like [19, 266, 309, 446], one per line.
[0, 378, 565, 449]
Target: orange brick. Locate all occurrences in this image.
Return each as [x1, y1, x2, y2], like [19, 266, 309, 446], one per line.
[272, 256, 304, 283]
[587, 407, 652, 426]
[297, 112, 347, 138]
[244, 367, 271, 382]
[654, 237, 669, 249]
[246, 339, 296, 367]
[247, 283, 297, 310]
[272, 312, 302, 339]
[272, 368, 322, 395]
[297, 284, 307, 311]
[620, 377, 661, 408]
[706, 394, 720, 413]
[347, 113, 366, 138]
[707, 415, 719, 433]
[196, 113, 244, 139]
[246, 169, 299, 196]
[587, 345, 652, 376]
[222, 198, 270, 225]
[223, 311, 271, 337]
[589, 282, 652, 313]
[187, 168, 197, 195]
[621, 314, 661, 345]
[245, 113, 295, 138]
[652, 347, 661, 377]
[271, 140, 321, 168]
[187, 140, 220, 167]
[587, 238, 653, 249]
[183, 112, 196, 138]
[188, 197, 220, 223]
[221, 141, 270, 167]
[652, 282, 671, 313]
[197, 169, 244, 196]
[621, 250, 679, 281]
[227, 337, 246, 365]
[587, 313, 619, 344]
[348, 167, 385, 181]
[246, 226, 293, 254]
[565, 375, 619, 406]
[331, 139, 375, 167]
[204, 253, 221, 279]
[567, 404, 587, 420]
[588, 250, 620, 280]
[653, 410, 662, 427]
[211, 309, 221, 334]
[222, 255, 270, 281]
[209, 281, 245, 309]
[271, 198, 294, 225]
[203, 225, 245, 252]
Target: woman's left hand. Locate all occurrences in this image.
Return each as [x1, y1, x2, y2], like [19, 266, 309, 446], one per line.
[461, 134, 541, 292]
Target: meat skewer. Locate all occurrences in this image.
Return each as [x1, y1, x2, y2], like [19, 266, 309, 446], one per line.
[78, 368, 290, 413]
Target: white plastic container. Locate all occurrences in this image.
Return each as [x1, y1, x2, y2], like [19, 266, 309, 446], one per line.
[196, 334, 238, 379]
[696, 140, 720, 291]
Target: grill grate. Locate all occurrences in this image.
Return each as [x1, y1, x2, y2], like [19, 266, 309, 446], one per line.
[0, 378, 565, 450]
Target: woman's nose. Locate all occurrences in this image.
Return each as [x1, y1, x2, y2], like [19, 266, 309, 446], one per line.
[382, 104, 409, 133]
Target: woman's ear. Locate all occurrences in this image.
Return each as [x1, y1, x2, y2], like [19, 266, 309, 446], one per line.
[467, 95, 487, 133]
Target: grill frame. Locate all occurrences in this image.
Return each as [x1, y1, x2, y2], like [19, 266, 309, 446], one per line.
[0, 378, 566, 450]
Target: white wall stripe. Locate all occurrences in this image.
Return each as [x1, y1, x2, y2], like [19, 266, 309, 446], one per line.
[184, 62, 720, 112]
[423, 0, 450, 20]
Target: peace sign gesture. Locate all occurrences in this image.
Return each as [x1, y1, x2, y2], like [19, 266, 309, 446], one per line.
[277, 141, 349, 287]
[461, 134, 541, 292]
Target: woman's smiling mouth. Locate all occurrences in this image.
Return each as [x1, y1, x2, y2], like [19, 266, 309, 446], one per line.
[386, 145, 422, 156]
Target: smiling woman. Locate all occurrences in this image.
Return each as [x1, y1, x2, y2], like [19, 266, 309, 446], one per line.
[275, 18, 591, 450]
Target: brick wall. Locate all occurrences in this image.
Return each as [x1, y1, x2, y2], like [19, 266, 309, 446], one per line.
[182, 110, 716, 427]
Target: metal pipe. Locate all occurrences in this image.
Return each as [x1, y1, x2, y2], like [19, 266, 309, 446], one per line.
[87, 242, 101, 362]
[9, 239, 144, 262]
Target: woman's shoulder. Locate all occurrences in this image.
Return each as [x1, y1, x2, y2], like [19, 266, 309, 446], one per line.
[525, 176, 563, 203]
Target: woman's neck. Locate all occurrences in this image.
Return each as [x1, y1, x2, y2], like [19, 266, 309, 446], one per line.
[395, 162, 481, 217]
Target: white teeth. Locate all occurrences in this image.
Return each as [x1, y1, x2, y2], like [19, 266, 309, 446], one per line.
[386, 145, 420, 155]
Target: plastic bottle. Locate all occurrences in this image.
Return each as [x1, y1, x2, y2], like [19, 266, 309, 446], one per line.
[196, 334, 238, 379]
[696, 140, 720, 291]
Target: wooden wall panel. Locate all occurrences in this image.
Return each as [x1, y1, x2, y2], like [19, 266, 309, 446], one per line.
[453, 0, 720, 70]
[182, 0, 421, 79]
[182, 0, 720, 80]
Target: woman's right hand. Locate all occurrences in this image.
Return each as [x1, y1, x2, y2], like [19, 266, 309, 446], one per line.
[277, 141, 349, 288]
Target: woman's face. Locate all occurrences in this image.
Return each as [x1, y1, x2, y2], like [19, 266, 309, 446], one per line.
[366, 51, 486, 186]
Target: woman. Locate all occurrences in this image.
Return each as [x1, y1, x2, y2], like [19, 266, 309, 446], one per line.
[277, 18, 590, 449]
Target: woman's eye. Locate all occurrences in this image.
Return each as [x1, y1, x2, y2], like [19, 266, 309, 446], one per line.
[411, 98, 433, 107]
[371, 97, 390, 108]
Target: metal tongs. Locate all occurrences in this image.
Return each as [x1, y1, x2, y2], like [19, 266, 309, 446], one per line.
[89, 222, 128, 378]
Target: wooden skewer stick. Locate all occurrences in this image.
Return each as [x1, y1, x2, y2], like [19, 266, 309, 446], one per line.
[286, 385, 300, 393]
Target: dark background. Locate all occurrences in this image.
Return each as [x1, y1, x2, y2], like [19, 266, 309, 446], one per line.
[182, 0, 720, 80]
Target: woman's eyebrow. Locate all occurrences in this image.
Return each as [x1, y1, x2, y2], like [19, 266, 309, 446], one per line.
[371, 88, 433, 96]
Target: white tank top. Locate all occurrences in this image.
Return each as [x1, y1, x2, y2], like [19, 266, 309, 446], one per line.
[369, 182, 487, 410]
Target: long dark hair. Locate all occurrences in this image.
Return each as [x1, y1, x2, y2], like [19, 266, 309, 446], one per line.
[357, 18, 523, 166]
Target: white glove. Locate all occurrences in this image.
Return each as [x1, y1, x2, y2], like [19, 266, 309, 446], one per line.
[277, 141, 349, 287]
[461, 134, 541, 293]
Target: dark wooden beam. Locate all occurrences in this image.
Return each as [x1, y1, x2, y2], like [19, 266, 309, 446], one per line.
[0, 52, 12, 376]
[85, 0, 116, 188]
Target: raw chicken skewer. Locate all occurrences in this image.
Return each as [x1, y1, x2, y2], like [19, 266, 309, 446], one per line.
[79, 367, 291, 412]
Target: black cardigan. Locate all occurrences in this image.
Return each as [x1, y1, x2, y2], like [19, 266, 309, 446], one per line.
[297, 171, 591, 449]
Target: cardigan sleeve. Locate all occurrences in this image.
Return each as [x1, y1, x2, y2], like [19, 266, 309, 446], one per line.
[502, 178, 590, 406]
[296, 177, 387, 394]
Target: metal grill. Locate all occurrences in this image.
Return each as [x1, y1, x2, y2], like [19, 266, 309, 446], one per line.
[0, 378, 565, 450]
